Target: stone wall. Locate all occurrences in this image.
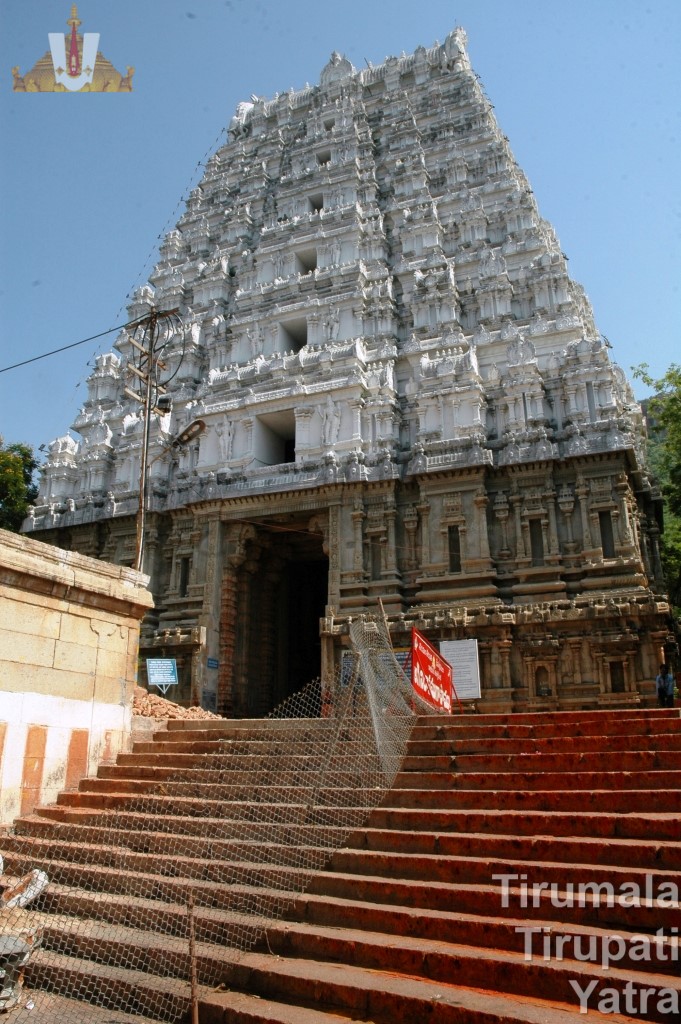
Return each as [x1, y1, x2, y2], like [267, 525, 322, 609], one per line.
[0, 528, 153, 824]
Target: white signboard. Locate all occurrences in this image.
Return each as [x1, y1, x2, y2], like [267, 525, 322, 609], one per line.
[146, 658, 178, 695]
[439, 640, 481, 700]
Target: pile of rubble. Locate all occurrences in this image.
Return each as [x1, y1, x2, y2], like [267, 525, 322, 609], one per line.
[132, 686, 221, 720]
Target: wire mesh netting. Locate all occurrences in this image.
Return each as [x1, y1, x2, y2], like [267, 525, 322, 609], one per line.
[1, 613, 421, 1022]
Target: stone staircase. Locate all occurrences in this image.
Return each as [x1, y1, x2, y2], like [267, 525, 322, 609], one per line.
[2, 708, 680, 1023]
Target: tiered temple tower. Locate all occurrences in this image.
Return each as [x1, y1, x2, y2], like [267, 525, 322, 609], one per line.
[26, 28, 673, 714]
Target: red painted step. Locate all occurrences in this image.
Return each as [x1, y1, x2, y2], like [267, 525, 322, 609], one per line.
[4, 707, 680, 1022]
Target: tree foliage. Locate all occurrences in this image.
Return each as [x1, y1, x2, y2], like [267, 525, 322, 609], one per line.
[634, 363, 681, 612]
[0, 438, 39, 533]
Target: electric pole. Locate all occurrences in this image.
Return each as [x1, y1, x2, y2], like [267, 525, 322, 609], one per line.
[123, 306, 180, 573]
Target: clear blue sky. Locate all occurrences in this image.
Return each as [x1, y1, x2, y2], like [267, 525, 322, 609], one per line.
[1, 0, 679, 455]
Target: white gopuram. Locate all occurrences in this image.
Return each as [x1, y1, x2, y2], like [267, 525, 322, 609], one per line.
[27, 29, 672, 715]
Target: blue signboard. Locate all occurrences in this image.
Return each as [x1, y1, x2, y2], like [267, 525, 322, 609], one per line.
[146, 658, 178, 695]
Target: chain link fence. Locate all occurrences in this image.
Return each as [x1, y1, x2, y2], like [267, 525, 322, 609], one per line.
[1, 612, 421, 1021]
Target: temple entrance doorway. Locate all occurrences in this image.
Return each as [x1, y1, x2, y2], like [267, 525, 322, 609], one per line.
[222, 515, 329, 718]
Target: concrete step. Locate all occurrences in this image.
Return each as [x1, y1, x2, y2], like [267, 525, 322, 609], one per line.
[129, 741, 378, 765]
[414, 708, 680, 729]
[117, 750, 382, 772]
[34, 874, 681, 944]
[76, 776, 373, 803]
[202, 983, 644, 1024]
[109, 754, 681, 791]
[16, 800, 680, 848]
[258, 917, 681, 1012]
[25, 948, 192, 1021]
[381, 786, 681, 812]
[1, 851, 317, 903]
[290, 881, 681, 941]
[0, 991, 164, 1024]
[31, 908, 678, 1024]
[149, 734, 352, 750]
[367, 809, 681, 841]
[200, 947, 674, 1024]
[401, 750, 681, 773]
[305, 860, 681, 912]
[18, 797, 681, 861]
[14, 807, 354, 841]
[197, 990, 353, 1024]
[12, 705, 681, 1023]
[51, 789, 339, 819]
[407, 731, 681, 755]
[328, 834, 681, 873]
[163, 717, 338, 733]
[411, 712, 681, 741]
[72, 770, 681, 815]
[395, 767, 681, 791]
[1, 837, 333, 879]
[67, 778, 681, 840]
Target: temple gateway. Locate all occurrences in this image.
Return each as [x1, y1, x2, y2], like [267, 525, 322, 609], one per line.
[25, 28, 673, 714]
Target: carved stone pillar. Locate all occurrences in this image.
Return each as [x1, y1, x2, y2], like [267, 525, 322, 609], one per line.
[510, 489, 523, 559]
[489, 643, 501, 688]
[196, 515, 222, 708]
[350, 399, 365, 440]
[242, 417, 254, 460]
[403, 506, 419, 569]
[569, 639, 583, 686]
[500, 640, 512, 689]
[543, 484, 559, 556]
[294, 407, 314, 449]
[564, 385, 578, 419]
[418, 500, 431, 566]
[384, 503, 398, 574]
[614, 476, 635, 551]
[557, 486, 576, 551]
[648, 520, 664, 583]
[474, 488, 491, 560]
[351, 500, 365, 574]
[326, 504, 341, 609]
[493, 492, 510, 557]
[575, 477, 592, 549]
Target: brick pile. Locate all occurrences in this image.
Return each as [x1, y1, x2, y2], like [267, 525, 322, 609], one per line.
[132, 686, 221, 720]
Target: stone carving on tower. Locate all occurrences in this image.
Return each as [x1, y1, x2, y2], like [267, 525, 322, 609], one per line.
[27, 26, 672, 715]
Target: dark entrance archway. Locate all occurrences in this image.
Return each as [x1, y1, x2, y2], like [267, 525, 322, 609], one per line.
[220, 516, 329, 717]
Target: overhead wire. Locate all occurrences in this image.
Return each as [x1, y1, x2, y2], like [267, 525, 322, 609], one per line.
[0, 323, 132, 375]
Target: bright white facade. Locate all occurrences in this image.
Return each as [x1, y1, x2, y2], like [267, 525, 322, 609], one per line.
[27, 29, 672, 714]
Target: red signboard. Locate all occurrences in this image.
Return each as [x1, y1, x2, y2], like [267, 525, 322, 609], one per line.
[411, 628, 453, 713]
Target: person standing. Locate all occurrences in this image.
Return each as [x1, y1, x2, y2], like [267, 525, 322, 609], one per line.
[656, 664, 676, 708]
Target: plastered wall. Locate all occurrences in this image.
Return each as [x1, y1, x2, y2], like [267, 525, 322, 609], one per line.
[0, 528, 153, 824]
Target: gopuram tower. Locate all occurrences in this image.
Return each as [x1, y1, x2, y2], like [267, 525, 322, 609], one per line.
[27, 28, 673, 714]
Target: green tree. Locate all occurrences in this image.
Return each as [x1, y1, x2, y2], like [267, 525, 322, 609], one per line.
[634, 363, 681, 613]
[0, 438, 39, 532]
